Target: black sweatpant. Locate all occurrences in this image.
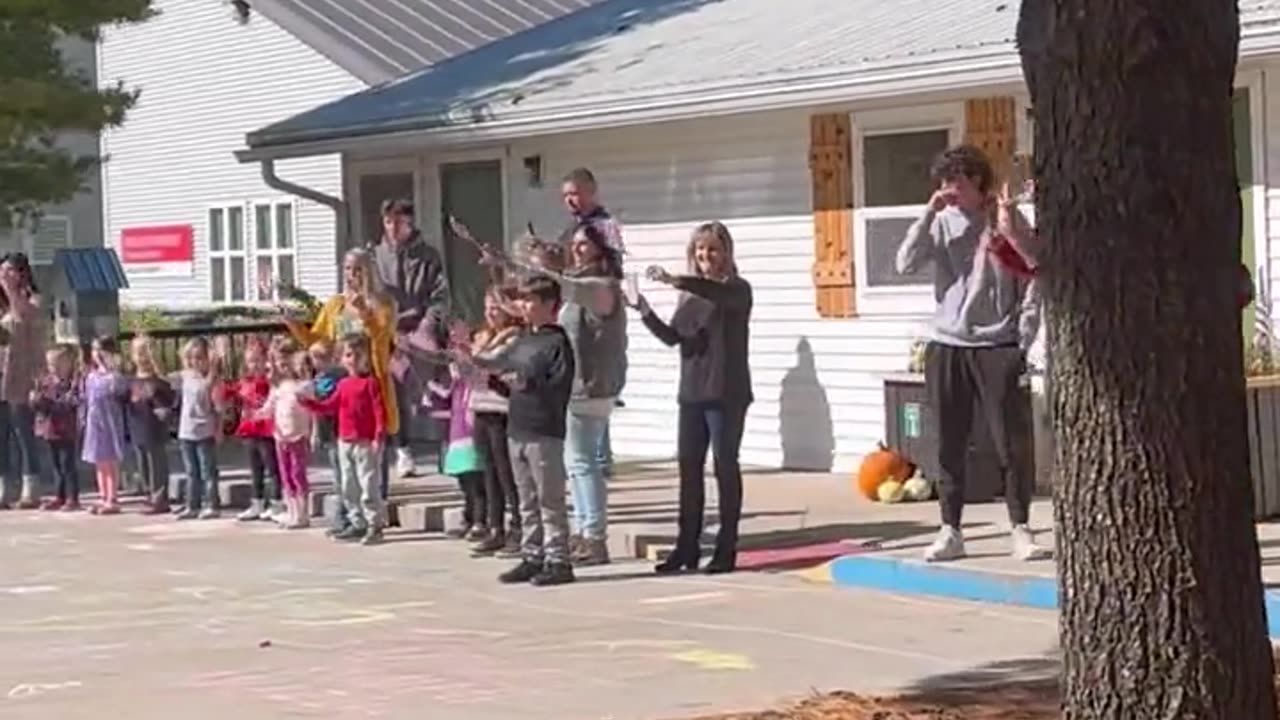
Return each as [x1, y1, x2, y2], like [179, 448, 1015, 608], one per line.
[474, 412, 519, 536]
[674, 402, 747, 566]
[246, 437, 280, 502]
[924, 342, 1032, 528]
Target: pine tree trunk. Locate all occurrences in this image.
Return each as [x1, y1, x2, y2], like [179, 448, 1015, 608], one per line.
[1017, 1, 1277, 717]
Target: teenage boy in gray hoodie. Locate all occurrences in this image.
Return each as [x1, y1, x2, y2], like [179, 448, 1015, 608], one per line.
[895, 144, 1051, 564]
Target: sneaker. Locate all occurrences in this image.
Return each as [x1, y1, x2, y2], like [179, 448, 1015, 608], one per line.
[40, 499, 63, 512]
[470, 534, 505, 557]
[198, 508, 221, 520]
[333, 526, 365, 542]
[325, 524, 351, 538]
[568, 533, 585, 557]
[360, 527, 384, 546]
[923, 526, 967, 562]
[445, 526, 468, 540]
[531, 562, 576, 587]
[395, 448, 416, 478]
[171, 504, 185, 516]
[61, 501, 81, 513]
[498, 559, 544, 584]
[573, 538, 611, 567]
[175, 508, 198, 520]
[495, 532, 522, 559]
[465, 524, 489, 542]
[1011, 524, 1052, 561]
[237, 500, 265, 522]
[98, 503, 121, 516]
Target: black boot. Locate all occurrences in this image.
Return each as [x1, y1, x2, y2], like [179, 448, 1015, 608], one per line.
[531, 562, 576, 587]
[498, 559, 543, 584]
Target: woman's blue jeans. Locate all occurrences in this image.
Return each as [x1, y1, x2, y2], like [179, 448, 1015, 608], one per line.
[565, 410, 612, 541]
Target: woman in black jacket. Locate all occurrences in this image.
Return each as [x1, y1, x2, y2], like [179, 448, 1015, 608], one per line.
[631, 221, 752, 575]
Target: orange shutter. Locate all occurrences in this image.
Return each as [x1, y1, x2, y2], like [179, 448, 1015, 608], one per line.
[964, 97, 1018, 184]
[810, 113, 856, 318]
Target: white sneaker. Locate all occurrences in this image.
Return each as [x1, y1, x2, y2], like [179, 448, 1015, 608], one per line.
[198, 508, 221, 520]
[923, 526, 967, 562]
[237, 500, 264, 522]
[395, 448, 415, 478]
[1011, 524, 1052, 561]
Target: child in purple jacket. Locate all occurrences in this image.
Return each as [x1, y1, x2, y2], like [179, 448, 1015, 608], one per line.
[427, 320, 487, 541]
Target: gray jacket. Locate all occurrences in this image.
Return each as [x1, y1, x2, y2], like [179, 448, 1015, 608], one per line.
[557, 268, 627, 400]
[369, 232, 449, 337]
[896, 205, 1041, 348]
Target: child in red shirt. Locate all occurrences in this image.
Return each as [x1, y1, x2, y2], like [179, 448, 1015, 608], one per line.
[231, 338, 281, 522]
[302, 334, 386, 545]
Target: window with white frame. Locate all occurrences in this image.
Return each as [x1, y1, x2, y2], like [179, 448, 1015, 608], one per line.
[208, 205, 247, 302]
[854, 109, 957, 293]
[251, 200, 296, 301]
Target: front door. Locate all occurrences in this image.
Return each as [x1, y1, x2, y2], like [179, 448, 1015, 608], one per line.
[440, 160, 504, 324]
[357, 172, 415, 251]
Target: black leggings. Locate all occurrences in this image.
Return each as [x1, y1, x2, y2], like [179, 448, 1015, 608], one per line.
[246, 437, 280, 502]
[474, 412, 519, 535]
[674, 403, 747, 566]
[457, 471, 486, 527]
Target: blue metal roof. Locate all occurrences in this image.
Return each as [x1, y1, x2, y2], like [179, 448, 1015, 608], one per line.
[244, 0, 1280, 153]
[254, 0, 604, 85]
[53, 248, 129, 292]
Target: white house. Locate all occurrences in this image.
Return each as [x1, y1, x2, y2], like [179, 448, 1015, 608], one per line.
[97, 0, 599, 308]
[231, 0, 1280, 473]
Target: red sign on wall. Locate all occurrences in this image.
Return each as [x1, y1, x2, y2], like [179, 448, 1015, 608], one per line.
[120, 225, 194, 276]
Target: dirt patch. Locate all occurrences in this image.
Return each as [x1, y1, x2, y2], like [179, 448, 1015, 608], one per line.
[687, 680, 1059, 720]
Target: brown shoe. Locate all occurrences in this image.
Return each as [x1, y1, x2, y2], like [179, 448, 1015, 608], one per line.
[573, 539, 611, 567]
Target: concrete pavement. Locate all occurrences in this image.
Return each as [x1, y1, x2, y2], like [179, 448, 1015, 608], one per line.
[0, 506, 1058, 720]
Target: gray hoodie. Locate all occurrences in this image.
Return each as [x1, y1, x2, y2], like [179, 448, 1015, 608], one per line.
[895, 205, 1041, 348]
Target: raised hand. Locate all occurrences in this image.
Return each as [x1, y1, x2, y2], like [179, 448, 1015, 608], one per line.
[645, 265, 674, 285]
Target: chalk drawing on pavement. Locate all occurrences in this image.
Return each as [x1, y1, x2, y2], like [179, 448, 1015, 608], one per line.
[670, 648, 756, 671]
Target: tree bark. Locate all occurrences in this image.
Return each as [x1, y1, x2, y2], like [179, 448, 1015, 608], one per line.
[1017, 1, 1277, 717]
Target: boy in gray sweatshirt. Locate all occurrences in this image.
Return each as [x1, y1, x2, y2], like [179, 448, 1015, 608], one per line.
[895, 144, 1050, 563]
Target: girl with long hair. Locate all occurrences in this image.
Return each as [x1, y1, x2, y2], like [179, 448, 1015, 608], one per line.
[630, 221, 753, 575]
[82, 337, 130, 515]
[0, 253, 45, 509]
[465, 286, 525, 557]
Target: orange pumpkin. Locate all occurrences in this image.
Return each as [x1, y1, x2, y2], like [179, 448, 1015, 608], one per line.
[856, 443, 916, 500]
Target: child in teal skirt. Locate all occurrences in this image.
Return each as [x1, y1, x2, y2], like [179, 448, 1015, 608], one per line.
[427, 321, 488, 540]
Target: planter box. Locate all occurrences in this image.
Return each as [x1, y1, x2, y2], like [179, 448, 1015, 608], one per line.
[1248, 376, 1280, 519]
[883, 374, 1034, 503]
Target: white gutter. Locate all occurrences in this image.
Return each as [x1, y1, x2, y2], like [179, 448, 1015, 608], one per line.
[235, 24, 1280, 164]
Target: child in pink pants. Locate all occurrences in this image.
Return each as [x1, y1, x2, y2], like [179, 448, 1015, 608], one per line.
[255, 344, 314, 529]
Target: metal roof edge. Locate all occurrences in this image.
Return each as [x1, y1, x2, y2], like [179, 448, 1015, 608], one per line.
[236, 23, 1280, 164]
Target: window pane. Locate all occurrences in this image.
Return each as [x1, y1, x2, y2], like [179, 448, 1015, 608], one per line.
[256, 258, 275, 301]
[228, 206, 244, 251]
[211, 258, 226, 302]
[230, 257, 246, 301]
[278, 255, 295, 288]
[275, 204, 293, 248]
[863, 130, 950, 207]
[255, 204, 271, 250]
[208, 209, 224, 252]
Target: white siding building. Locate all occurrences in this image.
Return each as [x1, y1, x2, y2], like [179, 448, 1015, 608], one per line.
[232, 0, 1280, 473]
[98, 0, 596, 308]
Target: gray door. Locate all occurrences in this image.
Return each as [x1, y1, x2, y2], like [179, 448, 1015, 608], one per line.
[440, 160, 504, 325]
[357, 172, 415, 250]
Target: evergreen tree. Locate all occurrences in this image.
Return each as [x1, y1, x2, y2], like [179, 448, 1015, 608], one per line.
[0, 0, 155, 226]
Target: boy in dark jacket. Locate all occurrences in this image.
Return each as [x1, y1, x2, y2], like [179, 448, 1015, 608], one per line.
[474, 275, 576, 587]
